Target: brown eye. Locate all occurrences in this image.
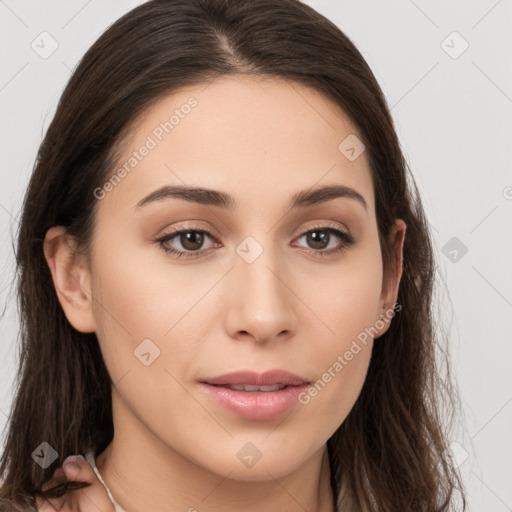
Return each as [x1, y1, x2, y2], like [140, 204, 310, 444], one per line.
[303, 230, 331, 250]
[157, 228, 216, 259]
[295, 226, 355, 256]
[178, 231, 206, 251]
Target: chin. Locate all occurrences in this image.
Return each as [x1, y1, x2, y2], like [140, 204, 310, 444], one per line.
[193, 442, 313, 482]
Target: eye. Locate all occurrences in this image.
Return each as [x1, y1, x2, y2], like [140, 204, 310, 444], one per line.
[155, 222, 355, 260]
[156, 227, 217, 259]
[293, 223, 355, 257]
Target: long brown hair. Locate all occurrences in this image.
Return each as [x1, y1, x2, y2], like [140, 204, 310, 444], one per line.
[0, 0, 466, 510]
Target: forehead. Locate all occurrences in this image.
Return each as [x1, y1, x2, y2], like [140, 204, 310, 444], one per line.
[100, 75, 374, 218]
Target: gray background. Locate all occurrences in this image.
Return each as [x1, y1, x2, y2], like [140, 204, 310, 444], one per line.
[1, 1, 511, 510]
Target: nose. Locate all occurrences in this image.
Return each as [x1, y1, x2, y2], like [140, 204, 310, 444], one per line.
[223, 238, 297, 345]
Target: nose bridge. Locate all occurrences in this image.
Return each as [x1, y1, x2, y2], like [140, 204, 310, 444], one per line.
[237, 233, 288, 309]
[227, 232, 295, 342]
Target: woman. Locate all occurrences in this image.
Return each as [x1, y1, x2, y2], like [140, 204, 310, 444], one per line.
[0, 0, 466, 510]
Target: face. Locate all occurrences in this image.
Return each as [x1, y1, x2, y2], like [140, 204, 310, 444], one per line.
[52, 75, 404, 481]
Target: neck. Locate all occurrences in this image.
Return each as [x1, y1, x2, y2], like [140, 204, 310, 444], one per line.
[95, 389, 336, 512]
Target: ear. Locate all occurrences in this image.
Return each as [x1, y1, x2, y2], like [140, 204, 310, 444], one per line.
[43, 226, 96, 333]
[374, 218, 406, 339]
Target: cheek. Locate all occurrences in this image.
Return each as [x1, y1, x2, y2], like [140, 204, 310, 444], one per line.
[87, 227, 212, 382]
[296, 238, 382, 421]
[93, 211, 222, 320]
[309, 232, 383, 348]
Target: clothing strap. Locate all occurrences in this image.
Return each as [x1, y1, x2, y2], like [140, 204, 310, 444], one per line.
[84, 450, 126, 512]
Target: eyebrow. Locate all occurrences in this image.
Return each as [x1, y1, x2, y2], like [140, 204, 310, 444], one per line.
[135, 184, 368, 212]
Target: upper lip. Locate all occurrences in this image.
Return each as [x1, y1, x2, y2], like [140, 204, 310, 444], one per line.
[201, 370, 310, 386]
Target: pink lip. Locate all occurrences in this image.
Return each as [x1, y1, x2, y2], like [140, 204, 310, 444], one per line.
[202, 369, 309, 386]
[200, 370, 310, 421]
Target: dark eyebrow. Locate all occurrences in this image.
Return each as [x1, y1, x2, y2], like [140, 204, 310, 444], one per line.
[135, 184, 368, 212]
[290, 184, 367, 212]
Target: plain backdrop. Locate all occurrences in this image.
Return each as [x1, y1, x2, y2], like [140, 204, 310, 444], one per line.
[1, 1, 511, 510]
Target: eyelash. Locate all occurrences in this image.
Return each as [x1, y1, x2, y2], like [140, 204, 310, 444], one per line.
[155, 223, 355, 260]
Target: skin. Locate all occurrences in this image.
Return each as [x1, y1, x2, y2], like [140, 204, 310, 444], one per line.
[43, 75, 406, 511]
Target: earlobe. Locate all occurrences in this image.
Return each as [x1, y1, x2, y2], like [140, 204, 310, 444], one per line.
[375, 218, 407, 337]
[43, 226, 96, 333]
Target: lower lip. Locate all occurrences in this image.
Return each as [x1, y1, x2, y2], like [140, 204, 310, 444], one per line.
[200, 383, 309, 421]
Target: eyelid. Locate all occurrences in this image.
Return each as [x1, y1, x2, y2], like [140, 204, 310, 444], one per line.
[297, 220, 350, 237]
[156, 219, 350, 240]
[153, 223, 220, 259]
[292, 221, 355, 251]
[155, 220, 355, 259]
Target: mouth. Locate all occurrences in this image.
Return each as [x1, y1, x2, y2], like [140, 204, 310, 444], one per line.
[201, 369, 309, 387]
[213, 383, 289, 392]
[199, 370, 310, 421]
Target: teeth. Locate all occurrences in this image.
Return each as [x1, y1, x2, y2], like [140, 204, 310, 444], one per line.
[223, 384, 287, 392]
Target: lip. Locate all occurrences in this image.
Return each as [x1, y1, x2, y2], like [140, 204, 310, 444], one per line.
[199, 370, 310, 421]
[201, 369, 309, 386]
